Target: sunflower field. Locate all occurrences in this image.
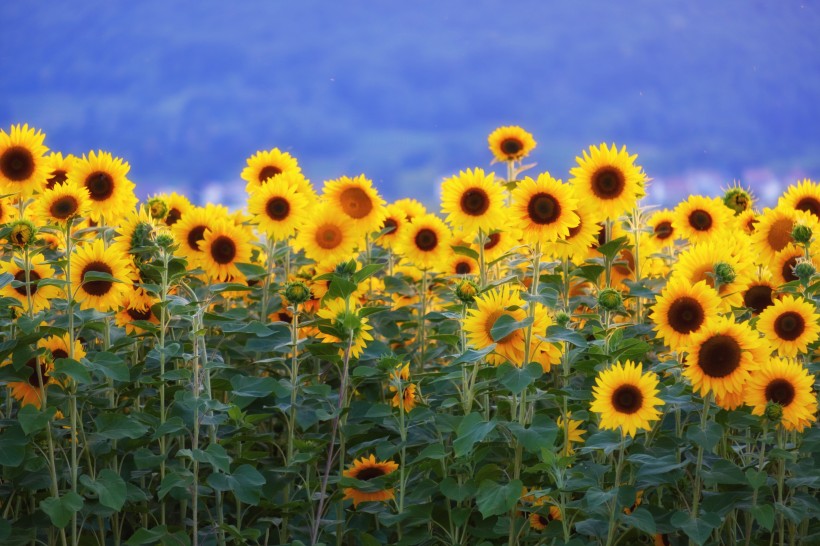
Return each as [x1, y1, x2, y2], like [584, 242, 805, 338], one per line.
[0, 123, 818, 546]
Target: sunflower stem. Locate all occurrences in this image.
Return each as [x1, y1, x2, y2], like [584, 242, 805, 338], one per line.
[744, 419, 768, 546]
[691, 392, 712, 527]
[260, 238, 276, 323]
[281, 302, 301, 544]
[605, 433, 626, 546]
[478, 228, 487, 289]
[416, 270, 428, 371]
[776, 426, 786, 546]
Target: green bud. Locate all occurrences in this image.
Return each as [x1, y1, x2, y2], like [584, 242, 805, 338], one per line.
[8, 219, 37, 247]
[455, 279, 479, 303]
[722, 186, 752, 215]
[284, 281, 312, 305]
[155, 232, 176, 251]
[334, 259, 358, 279]
[793, 260, 816, 283]
[554, 311, 571, 328]
[791, 223, 813, 245]
[147, 197, 169, 220]
[713, 262, 736, 285]
[597, 288, 622, 311]
[764, 401, 783, 423]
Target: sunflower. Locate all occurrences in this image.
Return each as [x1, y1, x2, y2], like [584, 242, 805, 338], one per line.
[446, 251, 478, 276]
[0, 124, 49, 197]
[778, 179, 820, 219]
[70, 238, 132, 311]
[715, 389, 746, 411]
[111, 207, 158, 257]
[463, 283, 536, 366]
[772, 244, 810, 285]
[115, 288, 160, 335]
[29, 180, 91, 227]
[388, 363, 417, 413]
[671, 237, 753, 309]
[590, 360, 663, 438]
[40, 334, 87, 363]
[751, 207, 817, 263]
[529, 506, 562, 531]
[736, 209, 759, 235]
[321, 175, 386, 237]
[682, 316, 768, 399]
[0, 254, 61, 313]
[741, 269, 779, 315]
[342, 454, 399, 507]
[722, 181, 755, 215]
[482, 225, 522, 264]
[171, 205, 222, 267]
[316, 298, 374, 359]
[247, 174, 309, 241]
[157, 192, 193, 227]
[569, 143, 646, 221]
[294, 204, 359, 267]
[0, 197, 16, 225]
[241, 148, 302, 193]
[756, 295, 820, 358]
[43, 152, 76, 191]
[199, 220, 254, 282]
[487, 125, 536, 163]
[745, 358, 817, 432]
[546, 200, 600, 260]
[392, 198, 427, 221]
[672, 195, 732, 244]
[68, 150, 137, 222]
[557, 412, 586, 456]
[396, 213, 452, 271]
[441, 168, 507, 235]
[376, 203, 411, 251]
[6, 355, 55, 408]
[646, 209, 678, 251]
[650, 279, 722, 351]
[510, 173, 579, 244]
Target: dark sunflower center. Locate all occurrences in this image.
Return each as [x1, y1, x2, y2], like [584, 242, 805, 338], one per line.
[455, 261, 472, 274]
[595, 223, 607, 248]
[126, 306, 153, 321]
[340, 187, 373, 219]
[654, 221, 673, 240]
[613, 250, 635, 276]
[611, 384, 643, 414]
[460, 188, 490, 216]
[765, 378, 796, 407]
[25, 358, 50, 387]
[81, 261, 114, 296]
[13, 270, 41, 296]
[46, 169, 68, 190]
[210, 236, 237, 265]
[537, 514, 552, 525]
[796, 197, 820, 217]
[782, 257, 799, 283]
[51, 349, 68, 360]
[165, 208, 182, 226]
[85, 171, 115, 201]
[590, 167, 625, 199]
[0, 146, 35, 182]
[767, 218, 794, 253]
[744, 285, 774, 314]
[500, 137, 523, 156]
[316, 224, 343, 249]
[773, 311, 805, 341]
[51, 195, 79, 220]
[187, 225, 207, 251]
[355, 467, 386, 481]
[414, 228, 438, 251]
[528, 193, 560, 224]
[484, 232, 501, 250]
[258, 165, 282, 183]
[567, 218, 583, 239]
[382, 218, 398, 234]
[697, 334, 742, 378]
[688, 210, 713, 231]
[667, 296, 705, 334]
[265, 196, 290, 221]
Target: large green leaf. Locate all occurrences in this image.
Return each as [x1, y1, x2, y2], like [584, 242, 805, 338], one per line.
[40, 491, 84, 528]
[475, 479, 522, 518]
[80, 469, 127, 511]
[453, 413, 496, 458]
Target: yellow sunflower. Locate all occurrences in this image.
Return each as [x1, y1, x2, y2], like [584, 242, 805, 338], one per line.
[376, 203, 411, 251]
[342, 454, 399, 507]
[745, 357, 817, 432]
[682, 316, 768, 399]
[671, 237, 753, 309]
[0, 254, 61, 313]
[741, 269, 779, 315]
[171, 205, 222, 266]
[778, 178, 820, 219]
[529, 506, 562, 531]
[481, 224, 522, 264]
[40, 334, 87, 363]
[388, 363, 418, 413]
[0, 124, 49, 197]
[111, 207, 158, 257]
[321, 174, 387, 237]
[199, 220, 254, 282]
[590, 360, 663, 438]
[70, 239, 132, 311]
[751, 207, 817, 263]
[650, 278, 722, 351]
[446, 251, 479, 277]
[735, 209, 759, 236]
[510, 173, 579, 244]
[43, 152, 76, 191]
[6, 355, 55, 409]
[294, 204, 359, 267]
[247, 174, 309, 241]
[646, 209, 678, 251]
[316, 298, 374, 359]
[68, 150, 137, 222]
[396, 213, 452, 272]
[569, 143, 646, 221]
[441, 168, 507, 235]
[756, 294, 820, 358]
[392, 198, 427, 221]
[241, 147, 302, 193]
[557, 412, 586, 456]
[487, 125, 536, 163]
[115, 288, 160, 335]
[29, 180, 91, 227]
[463, 283, 536, 366]
[672, 195, 732, 244]
[772, 244, 812, 286]
[0, 197, 17, 225]
[158, 192, 193, 227]
[546, 200, 600, 260]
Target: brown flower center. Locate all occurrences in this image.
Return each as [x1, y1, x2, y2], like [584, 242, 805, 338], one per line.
[500, 137, 524, 156]
[484, 232, 501, 251]
[782, 257, 799, 283]
[258, 165, 282, 183]
[187, 225, 207, 251]
[667, 296, 704, 334]
[613, 249, 635, 276]
[339, 187, 373, 219]
[767, 218, 794, 253]
[773, 311, 805, 341]
[13, 270, 41, 296]
[382, 217, 398, 234]
[611, 384, 643, 414]
[528, 193, 560, 224]
[455, 261, 472, 275]
[85, 171, 115, 201]
[265, 196, 290, 221]
[414, 228, 438, 251]
[697, 334, 742, 378]
[796, 197, 820, 217]
[52, 349, 68, 360]
[50, 195, 79, 220]
[590, 167, 625, 199]
[460, 188, 490, 216]
[743, 285, 774, 314]
[81, 261, 114, 296]
[165, 208, 182, 226]
[567, 217, 583, 239]
[765, 378, 796, 407]
[210, 236, 237, 265]
[355, 466, 386, 481]
[0, 146, 35, 182]
[126, 306, 153, 321]
[25, 358, 50, 387]
[316, 224, 343, 249]
[688, 210, 713, 231]
[46, 169, 68, 190]
[654, 221, 673, 240]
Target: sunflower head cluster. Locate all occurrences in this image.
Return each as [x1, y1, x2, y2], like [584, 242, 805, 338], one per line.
[487, 125, 536, 163]
[590, 360, 663, 438]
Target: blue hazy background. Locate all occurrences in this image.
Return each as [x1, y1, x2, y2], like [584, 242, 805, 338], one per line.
[2, 1, 820, 211]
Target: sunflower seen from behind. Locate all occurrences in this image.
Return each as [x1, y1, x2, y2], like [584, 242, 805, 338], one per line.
[756, 294, 820, 358]
[650, 278, 722, 351]
[247, 174, 308, 241]
[441, 168, 507, 236]
[69, 150, 137, 222]
[510, 172, 579, 245]
[342, 454, 399, 507]
[322, 174, 386, 237]
[745, 357, 817, 432]
[487, 125, 536, 163]
[316, 298, 374, 359]
[590, 360, 663, 438]
[70, 238, 132, 312]
[0, 124, 49, 198]
[395, 213, 451, 272]
[569, 143, 646, 221]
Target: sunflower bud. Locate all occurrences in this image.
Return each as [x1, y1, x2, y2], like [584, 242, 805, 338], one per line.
[722, 186, 752, 215]
[455, 279, 479, 303]
[554, 311, 571, 328]
[764, 401, 783, 423]
[284, 281, 311, 305]
[791, 223, 813, 245]
[155, 232, 176, 251]
[597, 288, 622, 311]
[335, 259, 358, 279]
[147, 197, 169, 220]
[793, 260, 816, 283]
[8, 219, 37, 248]
[713, 262, 736, 285]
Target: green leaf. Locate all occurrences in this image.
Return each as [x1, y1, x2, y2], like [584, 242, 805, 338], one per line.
[451, 244, 479, 260]
[597, 236, 629, 261]
[449, 345, 496, 366]
[685, 420, 723, 451]
[353, 263, 384, 284]
[440, 477, 476, 502]
[207, 465, 266, 505]
[0, 271, 13, 289]
[158, 472, 193, 500]
[230, 376, 287, 398]
[496, 362, 542, 395]
[86, 351, 130, 382]
[620, 506, 656, 535]
[152, 416, 187, 440]
[507, 414, 558, 454]
[52, 358, 92, 384]
[204, 443, 232, 473]
[411, 443, 446, 464]
[125, 526, 170, 545]
[95, 413, 148, 440]
[746, 469, 768, 490]
[453, 413, 496, 458]
[751, 504, 775, 531]
[82, 270, 125, 285]
[490, 314, 533, 343]
[670, 511, 720, 545]
[703, 459, 747, 486]
[80, 469, 127, 511]
[40, 491, 84, 528]
[18, 404, 56, 435]
[544, 325, 589, 347]
[0, 425, 27, 466]
[475, 479, 522, 518]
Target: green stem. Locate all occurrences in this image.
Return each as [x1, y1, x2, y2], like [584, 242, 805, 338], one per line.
[605, 435, 627, 546]
[691, 393, 712, 525]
